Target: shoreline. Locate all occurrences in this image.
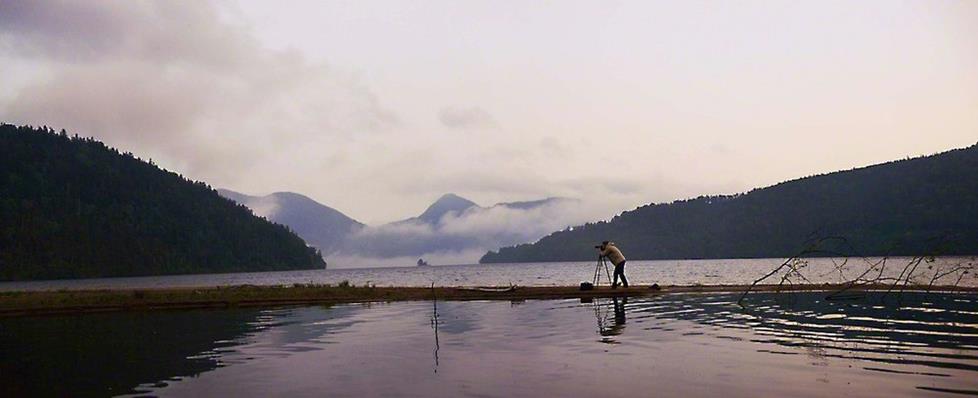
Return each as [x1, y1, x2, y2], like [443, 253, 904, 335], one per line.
[1, 283, 976, 318]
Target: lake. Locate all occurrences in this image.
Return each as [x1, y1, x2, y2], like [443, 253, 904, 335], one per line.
[1, 257, 975, 291]
[2, 291, 976, 397]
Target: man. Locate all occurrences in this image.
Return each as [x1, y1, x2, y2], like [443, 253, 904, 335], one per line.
[597, 241, 628, 288]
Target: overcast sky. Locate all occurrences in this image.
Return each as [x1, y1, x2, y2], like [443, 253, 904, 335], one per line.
[2, 0, 976, 224]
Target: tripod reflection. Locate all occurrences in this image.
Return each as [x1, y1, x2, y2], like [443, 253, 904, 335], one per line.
[589, 297, 627, 343]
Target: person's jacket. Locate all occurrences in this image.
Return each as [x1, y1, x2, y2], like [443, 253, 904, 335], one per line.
[599, 243, 626, 266]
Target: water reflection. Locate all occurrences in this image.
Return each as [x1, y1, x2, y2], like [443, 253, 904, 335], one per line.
[0, 305, 367, 397]
[431, 297, 440, 373]
[627, 292, 978, 377]
[591, 297, 627, 342]
[580, 291, 978, 394]
[2, 292, 976, 397]
[0, 309, 263, 397]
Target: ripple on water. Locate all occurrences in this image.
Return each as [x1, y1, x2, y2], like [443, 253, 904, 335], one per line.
[2, 291, 977, 397]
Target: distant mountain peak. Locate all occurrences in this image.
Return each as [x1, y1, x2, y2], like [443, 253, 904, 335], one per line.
[417, 193, 479, 224]
[269, 191, 314, 201]
[217, 188, 363, 253]
[436, 193, 471, 203]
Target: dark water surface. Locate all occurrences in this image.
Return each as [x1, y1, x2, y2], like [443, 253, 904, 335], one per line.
[2, 292, 977, 397]
[2, 257, 975, 291]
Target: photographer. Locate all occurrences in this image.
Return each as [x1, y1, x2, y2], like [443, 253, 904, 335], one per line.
[596, 241, 628, 289]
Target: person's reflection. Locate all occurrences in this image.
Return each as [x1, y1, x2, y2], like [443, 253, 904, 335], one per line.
[599, 297, 627, 338]
[614, 296, 627, 325]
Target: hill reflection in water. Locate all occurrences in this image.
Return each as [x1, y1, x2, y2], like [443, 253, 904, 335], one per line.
[2, 292, 976, 397]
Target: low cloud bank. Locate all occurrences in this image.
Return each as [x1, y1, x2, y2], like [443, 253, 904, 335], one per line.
[328, 198, 615, 267]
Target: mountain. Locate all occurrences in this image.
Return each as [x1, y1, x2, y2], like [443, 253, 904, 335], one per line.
[481, 143, 978, 263]
[218, 189, 363, 253]
[220, 190, 578, 264]
[0, 124, 324, 280]
[213, 190, 580, 265]
[332, 194, 580, 263]
[399, 193, 478, 225]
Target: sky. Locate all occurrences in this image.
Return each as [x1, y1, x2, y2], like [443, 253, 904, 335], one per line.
[1, 0, 976, 224]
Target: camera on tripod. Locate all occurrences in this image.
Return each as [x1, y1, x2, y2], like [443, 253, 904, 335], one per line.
[580, 256, 612, 291]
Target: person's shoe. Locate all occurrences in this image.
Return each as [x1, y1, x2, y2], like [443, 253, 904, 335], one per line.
[611, 284, 618, 289]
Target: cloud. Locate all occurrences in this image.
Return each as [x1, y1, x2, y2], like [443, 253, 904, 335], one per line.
[328, 197, 615, 267]
[436, 199, 587, 242]
[438, 106, 498, 129]
[0, 0, 864, 227]
[0, 0, 133, 60]
[0, 1, 249, 65]
[558, 176, 646, 196]
[0, 0, 396, 182]
[228, 193, 282, 220]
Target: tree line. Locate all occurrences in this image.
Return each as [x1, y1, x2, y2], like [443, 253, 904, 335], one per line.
[0, 124, 324, 280]
[482, 142, 978, 263]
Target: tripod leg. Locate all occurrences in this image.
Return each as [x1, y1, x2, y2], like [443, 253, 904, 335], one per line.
[603, 260, 613, 286]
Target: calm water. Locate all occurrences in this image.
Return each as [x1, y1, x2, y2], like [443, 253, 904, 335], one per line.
[1, 257, 975, 291]
[1, 292, 976, 397]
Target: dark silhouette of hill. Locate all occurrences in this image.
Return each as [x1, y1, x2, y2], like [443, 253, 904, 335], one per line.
[218, 189, 363, 253]
[481, 143, 978, 263]
[0, 124, 324, 280]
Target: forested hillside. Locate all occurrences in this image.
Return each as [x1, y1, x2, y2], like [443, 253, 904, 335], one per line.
[0, 124, 324, 280]
[482, 143, 978, 263]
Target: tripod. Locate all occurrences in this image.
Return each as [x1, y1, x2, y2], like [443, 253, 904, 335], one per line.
[592, 256, 613, 287]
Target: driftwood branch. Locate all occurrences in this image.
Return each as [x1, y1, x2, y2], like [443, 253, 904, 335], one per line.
[738, 235, 975, 307]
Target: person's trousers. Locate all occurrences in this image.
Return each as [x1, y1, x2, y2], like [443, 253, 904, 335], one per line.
[613, 261, 628, 287]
